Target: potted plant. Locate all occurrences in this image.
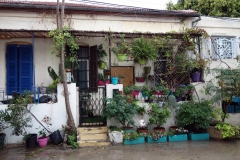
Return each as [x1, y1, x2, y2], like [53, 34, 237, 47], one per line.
[37, 124, 51, 147]
[108, 126, 123, 144]
[97, 44, 107, 69]
[141, 85, 149, 99]
[112, 34, 130, 62]
[123, 131, 145, 145]
[147, 130, 167, 143]
[206, 108, 240, 139]
[136, 105, 148, 133]
[130, 36, 159, 65]
[101, 94, 138, 131]
[147, 103, 171, 132]
[167, 127, 189, 142]
[175, 100, 214, 140]
[117, 75, 125, 84]
[123, 85, 134, 95]
[174, 85, 188, 101]
[98, 73, 106, 86]
[0, 109, 10, 149]
[132, 85, 140, 96]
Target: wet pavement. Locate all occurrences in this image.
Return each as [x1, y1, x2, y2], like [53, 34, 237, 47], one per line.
[1, 139, 240, 160]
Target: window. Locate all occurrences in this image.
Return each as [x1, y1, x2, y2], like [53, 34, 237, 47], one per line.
[6, 44, 33, 95]
[72, 46, 98, 91]
[211, 36, 236, 59]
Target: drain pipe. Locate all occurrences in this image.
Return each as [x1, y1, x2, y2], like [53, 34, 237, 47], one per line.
[192, 15, 201, 28]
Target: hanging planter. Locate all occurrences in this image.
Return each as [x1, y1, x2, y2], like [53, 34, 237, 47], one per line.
[98, 61, 106, 70]
[136, 77, 145, 82]
[137, 58, 146, 65]
[144, 66, 151, 74]
[98, 80, 106, 86]
[117, 54, 127, 62]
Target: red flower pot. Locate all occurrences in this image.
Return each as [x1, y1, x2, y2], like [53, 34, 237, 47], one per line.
[153, 91, 163, 95]
[132, 90, 140, 96]
[136, 77, 145, 82]
[98, 81, 106, 86]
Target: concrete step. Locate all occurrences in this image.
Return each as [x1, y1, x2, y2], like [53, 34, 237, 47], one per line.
[78, 127, 108, 134]
[79, 133, 108, 141]
[77, 126, 110, 147]
[78, 140, 110, 147]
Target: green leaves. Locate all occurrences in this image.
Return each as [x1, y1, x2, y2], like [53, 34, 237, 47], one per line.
[170, 0, 240, 18]
[101, 95, 138, 127]
[175, 100, 214, 130]
[148, 103, 171, 127]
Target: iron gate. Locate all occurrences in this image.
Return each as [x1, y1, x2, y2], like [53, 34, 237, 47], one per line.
[79, 87, 106, 127]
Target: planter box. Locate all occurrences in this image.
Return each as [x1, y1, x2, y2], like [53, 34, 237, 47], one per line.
[147, 136, 167, 143]
[207, 126, 223, 139]
[188, 133, 209, 141]
[168, 134, 188, 142]
[124, 136, 145, 145]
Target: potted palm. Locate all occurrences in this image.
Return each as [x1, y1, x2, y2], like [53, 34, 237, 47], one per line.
[130, 36, 159, 65]
[112, 34, 130, 62]
[147, 103, 171, 132]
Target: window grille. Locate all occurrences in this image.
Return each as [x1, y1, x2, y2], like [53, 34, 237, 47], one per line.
[211, 37, 236, 59]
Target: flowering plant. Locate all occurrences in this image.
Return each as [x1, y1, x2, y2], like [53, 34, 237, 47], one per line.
[148, 130, 166, 140]
[123, 131, 145, 140]
[168, 127, 188, 136]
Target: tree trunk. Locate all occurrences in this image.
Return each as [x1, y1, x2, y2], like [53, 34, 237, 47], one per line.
[59, 0, 75, 128]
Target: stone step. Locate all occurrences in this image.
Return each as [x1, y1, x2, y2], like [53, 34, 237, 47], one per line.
[79, 133, 108, 141]
[78, 140, 110, 147]
[78, 126, 108, 134]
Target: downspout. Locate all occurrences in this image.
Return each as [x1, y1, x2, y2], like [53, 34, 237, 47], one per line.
[192, 15, 201, 28]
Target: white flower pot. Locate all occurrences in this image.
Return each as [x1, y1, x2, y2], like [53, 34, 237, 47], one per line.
[109, 131, 123, 144]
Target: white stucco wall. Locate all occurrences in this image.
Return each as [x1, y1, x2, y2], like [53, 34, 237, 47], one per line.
[197, 16, 240, 37]
[0, 10, 192, 33]
[0, 83, 77, 144]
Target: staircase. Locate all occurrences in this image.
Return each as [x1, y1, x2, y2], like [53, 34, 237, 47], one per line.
[77, 126, 110, 147]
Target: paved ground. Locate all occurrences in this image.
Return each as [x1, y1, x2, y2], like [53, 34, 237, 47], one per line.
[1, 139, 240, 160]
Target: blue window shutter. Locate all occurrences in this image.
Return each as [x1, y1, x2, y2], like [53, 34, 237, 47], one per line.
[19, 45, 33, 93]
[6, 44, 18, 95]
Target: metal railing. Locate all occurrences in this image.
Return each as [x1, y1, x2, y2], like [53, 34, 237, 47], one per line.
[0, 87, 57, 105]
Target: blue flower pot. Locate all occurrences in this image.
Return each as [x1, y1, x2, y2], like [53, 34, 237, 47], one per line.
[147, 136, 167, 143]
[124, 136, 145, 145]
[168, 134, 188, 142]
[111, 77, 119, 85]
[188, 133, 209, 141]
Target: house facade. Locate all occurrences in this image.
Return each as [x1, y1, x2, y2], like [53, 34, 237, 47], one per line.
[0, 0, 240, 144]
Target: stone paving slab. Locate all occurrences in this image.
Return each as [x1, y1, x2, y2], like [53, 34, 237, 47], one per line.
[1, 140, 240, 160]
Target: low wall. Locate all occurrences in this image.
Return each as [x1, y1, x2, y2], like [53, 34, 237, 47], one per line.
[0, 83, 78, 144]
